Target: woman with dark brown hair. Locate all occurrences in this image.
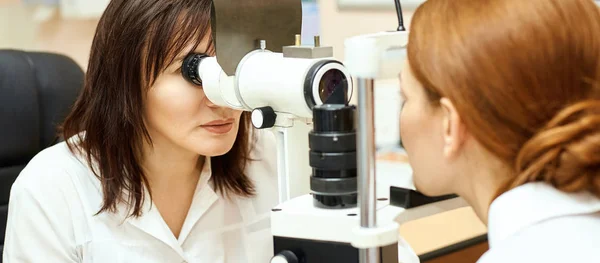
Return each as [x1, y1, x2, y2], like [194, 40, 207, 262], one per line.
[3, 0, 277, 262]
[400, 0, 600, 261]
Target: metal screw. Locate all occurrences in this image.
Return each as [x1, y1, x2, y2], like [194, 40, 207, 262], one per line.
[260, 40, 266, 51]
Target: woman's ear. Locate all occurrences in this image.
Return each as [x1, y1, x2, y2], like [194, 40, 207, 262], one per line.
[440, 98, 467, 159]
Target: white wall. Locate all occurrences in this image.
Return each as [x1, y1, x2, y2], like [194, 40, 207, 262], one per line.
[0, 2, 100, 69]
[0, 3, 38, 50]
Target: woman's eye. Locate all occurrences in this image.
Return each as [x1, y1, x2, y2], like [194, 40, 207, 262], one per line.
[399, 91, 407, 108]
[173, 61, 183, 73]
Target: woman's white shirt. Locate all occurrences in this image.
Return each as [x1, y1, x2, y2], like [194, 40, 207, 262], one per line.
[478, 182, 600, 263]
[2, 130, 278, 263]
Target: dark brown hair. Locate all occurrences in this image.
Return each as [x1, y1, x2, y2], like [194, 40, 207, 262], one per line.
[408, 0, 600, 197]
[61, 0, 255, 217]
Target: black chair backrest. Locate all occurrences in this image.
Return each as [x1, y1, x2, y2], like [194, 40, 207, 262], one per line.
[0, 50, 84, 255]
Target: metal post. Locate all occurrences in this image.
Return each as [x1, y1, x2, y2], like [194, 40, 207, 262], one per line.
[274, 121, 313, 204]
[356, 78, 379, 263]
[275, 129, 289, 203]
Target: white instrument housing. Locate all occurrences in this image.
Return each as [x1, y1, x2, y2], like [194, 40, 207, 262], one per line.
[198, 50, 353, 119]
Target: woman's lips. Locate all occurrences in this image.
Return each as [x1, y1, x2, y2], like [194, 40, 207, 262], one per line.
[201, 118, 234, 134]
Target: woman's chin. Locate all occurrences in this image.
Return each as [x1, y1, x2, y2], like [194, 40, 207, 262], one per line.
[206, 148, 232, 157]
[414, 177, 447, 197]
[193, 141, 236, 157]
[184, 131, 237, 156]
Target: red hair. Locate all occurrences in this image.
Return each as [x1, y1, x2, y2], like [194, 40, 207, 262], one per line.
[408, 0, 600, 197]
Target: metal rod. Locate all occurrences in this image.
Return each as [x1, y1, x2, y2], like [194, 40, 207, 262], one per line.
[275, 129, 289, 203]
[360, 249, 380, 263]
[357, 78, 379, 263]
[394, 0, 406, 31]
[358, 78, 377, 228]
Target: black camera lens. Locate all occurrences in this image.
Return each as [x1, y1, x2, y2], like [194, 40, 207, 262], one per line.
[304, 61, 350, 109]
[309, 104, 357, 209]
[318, 69, 348, 104]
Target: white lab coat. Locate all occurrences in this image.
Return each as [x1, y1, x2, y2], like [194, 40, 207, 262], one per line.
[3, 130, 278, 263]
[479, 182, 600, 263]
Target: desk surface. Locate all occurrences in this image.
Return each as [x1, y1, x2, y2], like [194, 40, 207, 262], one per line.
[400, 207, 487, 255]
[376, 150, 488, 256]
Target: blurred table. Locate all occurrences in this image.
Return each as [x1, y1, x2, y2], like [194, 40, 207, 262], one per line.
[376, 150, 488, 261]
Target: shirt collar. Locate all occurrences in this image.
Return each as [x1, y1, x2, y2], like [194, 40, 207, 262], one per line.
[177, 156, 217, 242]
[487, 182, 600, 247]
[76, 139, 218, 251]
[198, 156, 212, 187]
[116, 156, 218, 254]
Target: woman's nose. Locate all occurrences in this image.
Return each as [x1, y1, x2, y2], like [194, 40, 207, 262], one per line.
[205, 97, 218, 108]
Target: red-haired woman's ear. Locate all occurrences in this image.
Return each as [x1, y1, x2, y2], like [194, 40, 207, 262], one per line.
[440, 97, 466, 159]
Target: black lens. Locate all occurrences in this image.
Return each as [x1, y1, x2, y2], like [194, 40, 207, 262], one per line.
[318, 69, 347, 104]
[182, 53, 208, 86]
[309, 104, 357, 209]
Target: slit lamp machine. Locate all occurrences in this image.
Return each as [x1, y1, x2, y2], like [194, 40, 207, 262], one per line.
[181, 0, 469, 262]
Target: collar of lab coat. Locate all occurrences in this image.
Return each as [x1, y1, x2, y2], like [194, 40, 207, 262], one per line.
[487, 182, 600, 248]
[117, 156, 218, 256]
[67, 133, 221, 256]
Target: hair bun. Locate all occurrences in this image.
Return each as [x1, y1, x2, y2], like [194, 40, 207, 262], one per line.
[512, 100, 600, 196]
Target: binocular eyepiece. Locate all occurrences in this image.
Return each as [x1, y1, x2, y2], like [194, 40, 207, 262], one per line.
[181, 53, 208, 86]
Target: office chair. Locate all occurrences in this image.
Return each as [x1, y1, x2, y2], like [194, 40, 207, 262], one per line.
[0, 50, 83, 259]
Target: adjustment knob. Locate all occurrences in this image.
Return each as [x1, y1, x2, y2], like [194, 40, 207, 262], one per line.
[270, 250, 299, 263]
[251, 106, 277, 129]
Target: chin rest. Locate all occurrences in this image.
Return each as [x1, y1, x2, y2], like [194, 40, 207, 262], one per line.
[0, 50, 84, 257]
